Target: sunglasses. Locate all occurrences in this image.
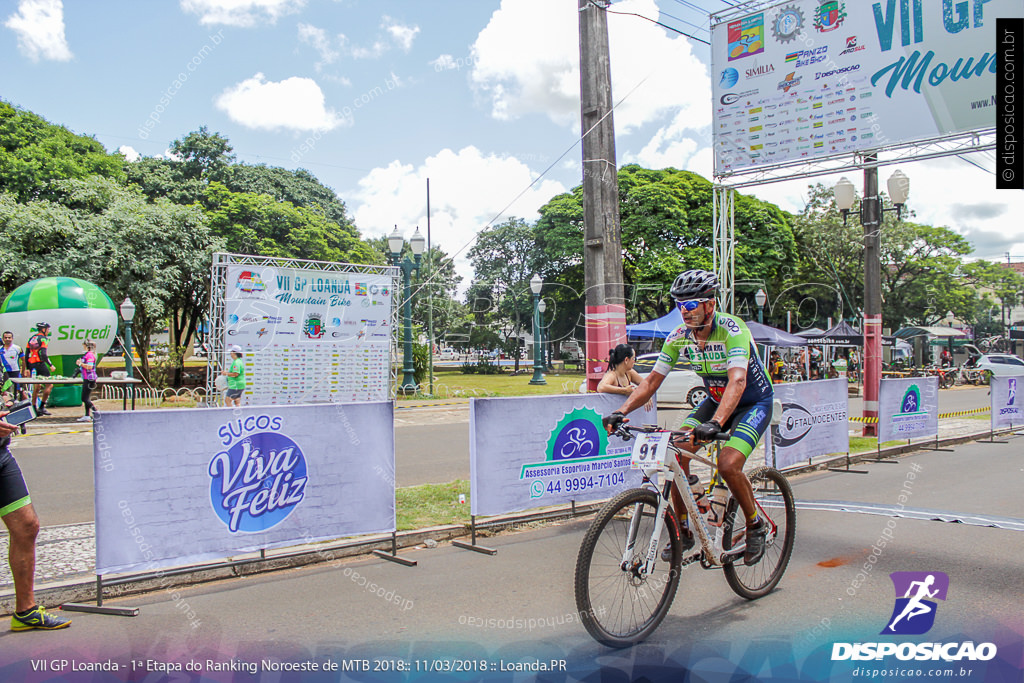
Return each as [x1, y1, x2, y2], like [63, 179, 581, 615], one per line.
[675, 298, 711, 312]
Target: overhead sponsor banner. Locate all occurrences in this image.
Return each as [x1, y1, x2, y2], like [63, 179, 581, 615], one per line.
[878, 376, 938, 441]
[469, 394, 653, 517]
[711, 0, 1011, 174]
[94, 403, 394, 575]
[768, 378, 848, 469]
[990, 376, 1023, 429]
[224, 264, 393, 404]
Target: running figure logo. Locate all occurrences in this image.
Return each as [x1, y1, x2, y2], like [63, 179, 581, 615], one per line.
[881, 571, 949, 635]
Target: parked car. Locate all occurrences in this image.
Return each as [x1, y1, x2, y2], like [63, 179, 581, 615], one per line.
[580, 353, 708, 407]
[974, 353, 1024, 377]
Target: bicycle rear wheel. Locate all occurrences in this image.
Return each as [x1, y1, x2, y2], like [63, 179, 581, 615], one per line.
[722, 467, 796, 600]
[574, 488, 683, 648]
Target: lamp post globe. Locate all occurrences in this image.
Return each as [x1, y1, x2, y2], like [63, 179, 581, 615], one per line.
[120, 297, 136, 378]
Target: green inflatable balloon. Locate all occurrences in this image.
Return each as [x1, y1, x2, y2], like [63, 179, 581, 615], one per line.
[0, 277, 118, 407]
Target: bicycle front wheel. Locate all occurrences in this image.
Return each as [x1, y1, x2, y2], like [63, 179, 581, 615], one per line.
[722, 467, 796, 600]
[574, 488, 683, 648]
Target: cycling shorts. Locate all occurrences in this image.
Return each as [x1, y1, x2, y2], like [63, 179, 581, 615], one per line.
[0, 447, 31, 517]
[26, 361, 50, 378]
[680, 397, 773, 459]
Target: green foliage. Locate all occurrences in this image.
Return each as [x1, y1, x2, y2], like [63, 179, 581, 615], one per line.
[459, 358, 502, 375]
[0, 100, 125, 202]
[412, 339, 430, 386]
[202, 181, 380, 264]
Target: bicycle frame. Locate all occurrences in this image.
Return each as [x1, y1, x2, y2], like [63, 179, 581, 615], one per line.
[623, 434, 748, 578]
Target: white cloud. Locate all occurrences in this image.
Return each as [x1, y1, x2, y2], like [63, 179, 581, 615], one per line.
[117, 145, 141, 162]
[4, 0, 72, 62]
[384, 16, 419, 52]
[350, 147, 566, 288]
[470, 0, 710, 134]
[215, 73, 347, 132]
[298, 23, 340, 67]
[343, 15, 419, 59]
[430, 54, 458, 71]
[180, 0, 305, 27]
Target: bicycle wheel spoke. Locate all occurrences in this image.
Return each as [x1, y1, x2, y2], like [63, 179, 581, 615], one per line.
[575, 488, 683, 647]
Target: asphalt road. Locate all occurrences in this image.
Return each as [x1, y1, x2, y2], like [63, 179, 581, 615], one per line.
[2, 437, 1021, 681]
[11, 387, 992, 526]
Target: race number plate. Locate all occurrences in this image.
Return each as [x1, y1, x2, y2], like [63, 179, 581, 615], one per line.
[630, 431, 671, 469]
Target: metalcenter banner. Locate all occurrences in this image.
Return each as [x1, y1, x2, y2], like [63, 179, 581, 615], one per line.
[878, 376, 939, 441]
[94, 403, 395, 575]
[711, 0, 1011, 174]
[768, 378, 848, 469]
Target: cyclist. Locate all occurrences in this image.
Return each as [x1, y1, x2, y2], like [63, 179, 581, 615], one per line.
[603, 269, 772, 565]
[24, 322, 56, 416]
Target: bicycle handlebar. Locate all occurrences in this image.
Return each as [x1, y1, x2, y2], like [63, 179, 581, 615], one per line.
[613, 423, 732, 443]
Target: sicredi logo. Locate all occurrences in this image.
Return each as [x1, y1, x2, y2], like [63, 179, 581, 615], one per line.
[208, 416, 307, 533]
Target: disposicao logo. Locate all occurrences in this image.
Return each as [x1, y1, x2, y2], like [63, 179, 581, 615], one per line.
[832, 571, 997, 663]
[208, 416, 308, 533]
[882, 571, 948, 635]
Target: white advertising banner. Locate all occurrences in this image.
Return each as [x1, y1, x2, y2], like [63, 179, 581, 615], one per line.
[768, 379, 848, 469]
[94, 403, 394, 575]
[990, 376, 1024, 429]
[711, 0, 1012, 174]
[878, 376, 939, 441]
[223, 264, 393, 404]
[470, 394, 654, 517]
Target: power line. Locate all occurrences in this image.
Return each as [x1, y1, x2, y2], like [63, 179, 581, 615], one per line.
[599, 1, 711, 44]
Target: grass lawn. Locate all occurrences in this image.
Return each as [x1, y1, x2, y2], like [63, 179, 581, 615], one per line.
[405, 368, 585, 399]
[395, 480, 471, 530]
[849, 436, 912, 453]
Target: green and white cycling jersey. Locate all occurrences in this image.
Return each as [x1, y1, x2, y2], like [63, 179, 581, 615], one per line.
[654, 311, 773, 405]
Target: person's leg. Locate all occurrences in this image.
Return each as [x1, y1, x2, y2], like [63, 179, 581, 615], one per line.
[3, 503, 39, 612]
[82, 381, 95, 416]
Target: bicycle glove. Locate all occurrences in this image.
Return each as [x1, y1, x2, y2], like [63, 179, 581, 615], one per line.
[693, 419, 722, 441]
[602, 411, 626, 433]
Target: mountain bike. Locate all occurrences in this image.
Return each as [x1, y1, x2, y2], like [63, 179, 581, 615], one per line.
[574, 425, 796, 648]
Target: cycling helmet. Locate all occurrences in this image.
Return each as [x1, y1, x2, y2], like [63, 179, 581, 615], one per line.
[36, 321, 50, 329]
[669, 270, 719, 300]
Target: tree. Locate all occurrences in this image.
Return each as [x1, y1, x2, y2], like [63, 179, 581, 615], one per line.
[533, 165, 799, 337]
[790, 183, 976, 330]
[169, 126, 235, 181]
[202, 182, 379, 265]
[467, 218, 539, 371]
[0, 178, 220, 383]
[0, 100, 125, 202]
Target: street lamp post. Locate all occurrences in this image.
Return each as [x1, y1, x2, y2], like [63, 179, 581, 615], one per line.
[538, 299, 548, 370]
[119, 297, 136, 378]
[388, 226, 426, 394]
[755, 288, 767, 325]
[835, 167, 909, 437]
[529, 274, 546, 385]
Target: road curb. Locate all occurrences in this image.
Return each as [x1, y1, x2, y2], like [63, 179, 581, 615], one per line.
[0, 504, 602, 614]
[2, 427, 1012, 614]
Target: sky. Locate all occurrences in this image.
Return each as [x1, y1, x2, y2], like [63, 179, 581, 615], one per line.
[2, 0, 1022, 293]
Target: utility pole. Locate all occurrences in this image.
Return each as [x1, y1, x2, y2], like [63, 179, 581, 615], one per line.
[579, 0, 626, 391]
[862, 154, 882, 437]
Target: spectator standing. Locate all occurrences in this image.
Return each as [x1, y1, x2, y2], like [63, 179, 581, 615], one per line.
[221, 345, 245, 407]
[76, 340, 98, 422]
[1, 332, 27, 402]
[24, 323, 55, 415]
